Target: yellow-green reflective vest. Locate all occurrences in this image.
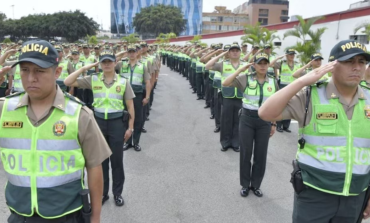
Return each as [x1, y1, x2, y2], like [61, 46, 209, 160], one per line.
[209, 70, 215, 80]
[13, 65, 24, 92]
[361, 80, 370, 89]
[280, 62, 300, 85]
[0, 93, 85, 218]
[221, 62, 245, 98]
[267, 55, 275, 76]
[213, 71, 222, 89]
[297, 84, 370, 196]
[91, 73, 127, 119]
[242, 74, 276, 110]
[195, 57, 204, 74]
[58, 60, 69, 80]
[120, 63, 144, 93]
[79, 55, 95, 74]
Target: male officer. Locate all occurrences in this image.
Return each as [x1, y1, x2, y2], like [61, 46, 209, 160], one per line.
[0, 40, 111, 223]
[259, 40, 370, 223]
[65, 50, 135, 207]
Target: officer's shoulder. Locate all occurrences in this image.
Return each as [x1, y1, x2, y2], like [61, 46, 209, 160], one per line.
[360, 82, 370, 91]
[267, 73, 275, 79]
[63, 92, 85, 106]
[5, 91, 24, 98]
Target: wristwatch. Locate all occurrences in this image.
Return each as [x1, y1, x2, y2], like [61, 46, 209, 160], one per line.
[271, 123, 277, 127]
[128, 129, 134, 132]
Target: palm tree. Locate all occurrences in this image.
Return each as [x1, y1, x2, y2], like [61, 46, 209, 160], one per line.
[283, 15, 327, 64]
[241, 23, 280, 54]
[121, 33, 140, 44]
[155, 32, 177, 46]
[354, 22, 370, 41]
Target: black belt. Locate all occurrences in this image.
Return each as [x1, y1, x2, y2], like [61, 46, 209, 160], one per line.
[242, 108, 260, 118]
[10, 211, 80, 223]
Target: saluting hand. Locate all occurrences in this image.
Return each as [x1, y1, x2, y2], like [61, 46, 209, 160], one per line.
[276, 54, 287, 60]
[238, 63, 253, 73]
[83, 62, 99, 71]
[0, 66, 11, 85]
[299, 61, 337, 86]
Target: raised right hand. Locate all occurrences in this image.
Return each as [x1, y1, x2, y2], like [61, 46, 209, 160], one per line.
[298, 61, 337, 86]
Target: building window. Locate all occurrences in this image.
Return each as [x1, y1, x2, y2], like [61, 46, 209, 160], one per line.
[274, 42, 282, 47]
[222, 25, 228, 31]
[224, 17, 233, 22]
[203, 25, 210, 30]
[218, 16, 223, 22]
[234, 17, 240, 23]
[210, 17, 217, 22]
[281, 18, 288, 22]
[259, 9, 269, 17]
[282, 10, 288, 16]
[210, 25, 217, 30]
[349, 35, 369, 44]
[258, 18, 268, 25]
[202, 16, 210, 22]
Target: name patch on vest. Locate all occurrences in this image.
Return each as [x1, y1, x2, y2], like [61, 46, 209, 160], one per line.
[53, 121, 66, 136]
[316, 112, 338, 120]
[93, 86, 103, 90]
[225, 69, 232, 71]
[3, 121, 23, 128]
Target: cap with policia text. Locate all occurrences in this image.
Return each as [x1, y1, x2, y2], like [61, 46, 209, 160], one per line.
[99, 51, 116, 62]
[229, 43, 241, 51]
[127, 45, 137, 52]
[254, 53, 270, 63]
[224, 44, 231, 51]
[72, 50, 79, 55]
[286, 49, 296, 55]
[311, 53, 324, 60]
[329, 40, 370, 62]
[11, 40, 59, 69]
[140, 41, 148, 47]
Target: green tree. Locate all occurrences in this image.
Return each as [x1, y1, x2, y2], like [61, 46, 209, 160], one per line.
[188, 35, 202, 44]
[241, 23, 280, 54]
[3, 38, 11, 43]
[155, 32, 177, 45]
[87, 35, 98, 45]
[283, 16, 327, 64]
[121, 33, 140, 44]
[133, 4, 186, 36]
[354, 22, 370, 41]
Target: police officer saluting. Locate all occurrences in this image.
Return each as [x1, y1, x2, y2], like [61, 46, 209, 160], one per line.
[259, 40, 370, 222]
[0, 40, 111, 222]
[64, 50, 135, 207]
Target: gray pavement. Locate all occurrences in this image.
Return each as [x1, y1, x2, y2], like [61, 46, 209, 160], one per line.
[0, 65, 367, 223]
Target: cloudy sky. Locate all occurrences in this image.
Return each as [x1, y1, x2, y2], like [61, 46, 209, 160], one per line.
[1, 0, 361, 30]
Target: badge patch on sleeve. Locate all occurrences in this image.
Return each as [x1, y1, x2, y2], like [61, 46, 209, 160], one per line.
[3, 121, 23, 128]
[316, 112, 338, 120]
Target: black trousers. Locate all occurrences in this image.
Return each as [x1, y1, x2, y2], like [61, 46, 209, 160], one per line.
[277, 83, 291, 129]
[8, 211, 83, 223]
[196, 72, 204, 98]
[293, 187, 366, 223]
[220, 98, 242, 148]
[239, 111, 271, 189]
[191, 69, 197, 91]
[127, 93, 143, 145]
[142, 90, 148, 128]
[162, 55, 166, 65]
[204, 72, 211, 105]
[0, 86, 7, 97]
[214, 89, 222, 128]
[208, 80, 215, 115]
[83, 89, 94, 110]
[73, 87, 84, 102]
[96, 117, 126, 197]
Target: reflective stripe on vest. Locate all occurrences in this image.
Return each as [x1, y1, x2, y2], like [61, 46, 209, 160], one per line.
[91, 74, 126, 119]
[242, 75, 276, 110]
[221, 62, 244, 98]
[280, 62, 300, 85]
[120, 64, 144, 93]
[0, 94, 84, 218]
[297, 84, 370, 196]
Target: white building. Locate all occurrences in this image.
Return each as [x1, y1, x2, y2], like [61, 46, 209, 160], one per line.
[147, 6, 370, 64]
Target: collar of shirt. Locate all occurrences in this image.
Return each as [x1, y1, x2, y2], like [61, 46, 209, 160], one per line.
[100, 73, 118, 82]
[16, 85, 66, 111]
[251, 72, 269, 83]
[325, 79, 366, 107]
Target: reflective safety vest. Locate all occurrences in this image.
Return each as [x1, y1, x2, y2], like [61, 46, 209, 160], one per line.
[361, 80, 370, 89]
[209, 70, 215, 80]
[0, 93, 85, 218]
[242, 74, 276, 110]
[91, 73, 127, 119]
[58, 60, 69, 80]
[120, 62, 144, 93]
[195, 57, 204, 74]
[13, 65, 24, 92]
[213, 71, 222, 89]
[280, 62, 300, 85]
[221, 61, 245, 98]
[191, 57, 197, 69]
[297, 84, 370, 196]
[79, 55, 95, 74]
[267, 55, 275, 76]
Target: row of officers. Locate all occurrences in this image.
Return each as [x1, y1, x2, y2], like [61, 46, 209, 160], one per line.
[160, 39, 370, 223]
[0, 40, 160, 223]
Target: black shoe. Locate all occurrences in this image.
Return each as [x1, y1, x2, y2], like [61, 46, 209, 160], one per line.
[233, 147, 240, 152]
[192, 91, 197, 94]
[197, 97, 202, 100]
[210, 115, 215, 119]
[204, 104, 210, 108]
[250, 187, 263, 197]
[114, 195, 124, 206]
[102, 195, 109, 205]
[146, 117, 150, 121]
[134, 145, 142, 152]
[240, 187, 249, 197]
[283, 128, 292, 133]
[189, 87, 193, 89]
[214, 127, 220, 133]
[221, 146, 229, 152]
[276, 127, 283, 133]
[123, 143, 132, 151]
[141, 128, 147, 133]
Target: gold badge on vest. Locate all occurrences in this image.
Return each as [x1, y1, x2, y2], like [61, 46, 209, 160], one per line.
[53, 121, 66, 136]
[364, 105, 370, 119]
[316, 112, 338, 120]
[116, 86, 121, 93]
[3, 121, 23, 128]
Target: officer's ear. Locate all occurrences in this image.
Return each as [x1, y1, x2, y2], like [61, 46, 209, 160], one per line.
[54, 65, 62, 80]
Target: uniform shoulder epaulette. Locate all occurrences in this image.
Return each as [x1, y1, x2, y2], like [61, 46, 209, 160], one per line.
[267, 73, 275, 79]
[63, 92, 85, 105]
[313, 80, 328, 87]
[5, 91, 24, 98]
[360, 82, 370, 90]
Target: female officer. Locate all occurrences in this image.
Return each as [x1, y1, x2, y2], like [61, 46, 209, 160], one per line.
[64, 50, 135, 207]
[223, 53, 278, 197]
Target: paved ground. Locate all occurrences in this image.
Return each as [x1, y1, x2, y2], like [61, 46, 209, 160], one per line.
[0, 65, 368, 223]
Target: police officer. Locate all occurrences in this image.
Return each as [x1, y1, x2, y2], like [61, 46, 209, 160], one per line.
[68, 50, 85, 100]
[121, 45, 151, 151]
[64, 50, 135, 207]
[292, 53, 329, 82]
[206, 43, 245, 152]
[0, 40, 111, 222]
[223, 53, 278, 197]
[259, 40, 370, 223]
[55, 46, 70, 91]
[270, 49, 301, 132]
